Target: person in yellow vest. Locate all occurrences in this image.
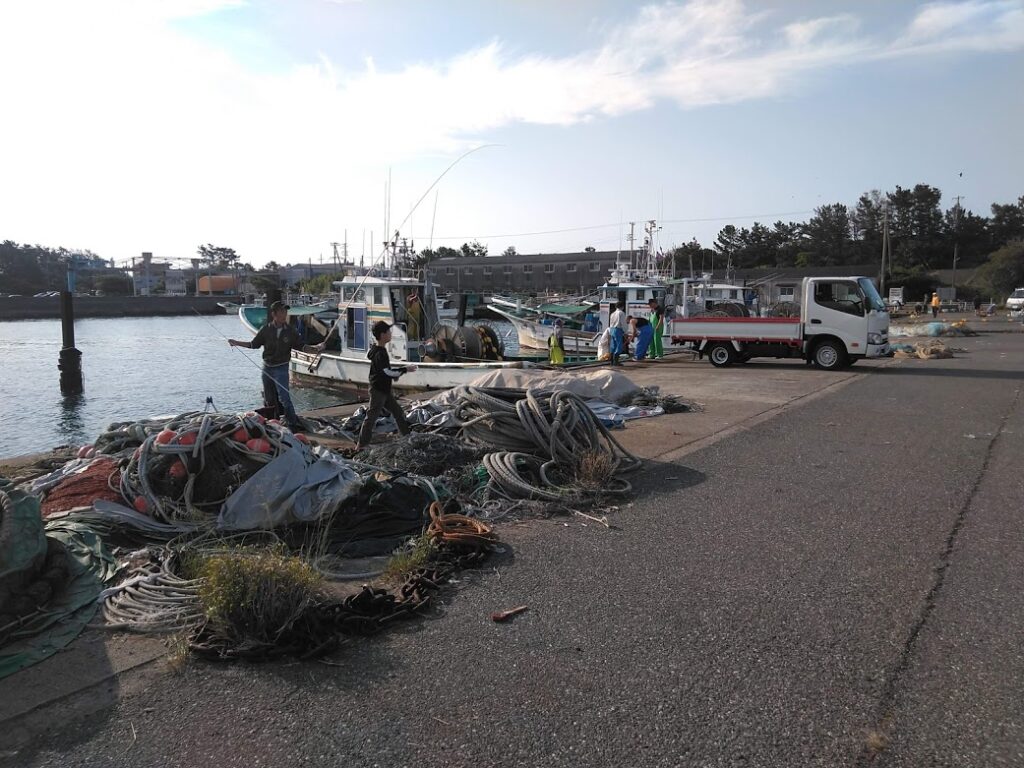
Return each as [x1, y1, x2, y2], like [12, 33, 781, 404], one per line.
[930, 291, 941, 319]
[406, 291, 422, 339]
[547, 319, 565, 365]
[647, 298, 664, 359]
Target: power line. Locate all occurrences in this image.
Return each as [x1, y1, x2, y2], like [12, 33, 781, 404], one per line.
[428, 209, 818, 242]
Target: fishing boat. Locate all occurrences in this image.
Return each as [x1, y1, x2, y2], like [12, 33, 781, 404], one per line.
[485, 296, 600, 350]
[238, 270, 535, 393]
[486, 252, 752, 351]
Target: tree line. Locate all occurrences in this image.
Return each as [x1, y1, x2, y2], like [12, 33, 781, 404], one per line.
[669, 185, 1024, 296]
[5, 184, 1022, 298]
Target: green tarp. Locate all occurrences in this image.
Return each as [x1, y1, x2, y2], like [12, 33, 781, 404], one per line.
[0, 481, 116, 680]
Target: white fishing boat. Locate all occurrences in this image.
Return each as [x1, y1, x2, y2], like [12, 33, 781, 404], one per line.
[485, 297, 600, 350]
[486, 254, 752, 351]
[239, 270, 534, 393]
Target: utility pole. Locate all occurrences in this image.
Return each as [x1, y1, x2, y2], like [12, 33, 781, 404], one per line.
[951, 196, 963, 297]
[879, 205, 891, 296]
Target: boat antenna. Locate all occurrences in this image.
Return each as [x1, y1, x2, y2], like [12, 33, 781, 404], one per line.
[333, 144, 499, 307]
[429, 190, 439, 251]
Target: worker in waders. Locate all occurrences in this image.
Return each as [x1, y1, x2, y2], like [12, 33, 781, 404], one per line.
[647, 297, 664, 359]
[931, 291, 941, 318]
[608, 301, 626, 364]
[633, 316, 654, 360]
[548, 319, 565, 365]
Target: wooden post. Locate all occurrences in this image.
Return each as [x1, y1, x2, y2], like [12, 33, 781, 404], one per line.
[58, 290, 84, 394]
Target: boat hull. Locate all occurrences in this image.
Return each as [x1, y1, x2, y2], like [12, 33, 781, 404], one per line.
[289, 350, 535, 393]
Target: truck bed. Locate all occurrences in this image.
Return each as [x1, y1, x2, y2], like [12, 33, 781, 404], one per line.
[669, 316, 803, 344]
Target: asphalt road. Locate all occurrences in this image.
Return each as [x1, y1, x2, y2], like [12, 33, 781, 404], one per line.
[13, 333, 1024, 768]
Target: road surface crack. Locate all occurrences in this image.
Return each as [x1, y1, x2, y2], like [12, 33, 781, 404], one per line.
[855, 383, 1022, 764]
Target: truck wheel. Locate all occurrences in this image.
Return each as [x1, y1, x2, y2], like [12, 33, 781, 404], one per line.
[708, 343, 736, 367]
[812, 339, 847, 370]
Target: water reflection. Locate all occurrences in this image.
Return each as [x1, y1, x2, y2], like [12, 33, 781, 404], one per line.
[57, 393, 88, 447]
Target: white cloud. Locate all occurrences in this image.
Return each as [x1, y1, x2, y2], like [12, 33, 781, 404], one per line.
[894, 0, 1024, 53]
[0, 0, 1021, 263]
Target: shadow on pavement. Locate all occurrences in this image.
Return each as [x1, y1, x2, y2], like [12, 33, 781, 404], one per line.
[0, 630, 120, 767]
[865, 366, 1024, 381]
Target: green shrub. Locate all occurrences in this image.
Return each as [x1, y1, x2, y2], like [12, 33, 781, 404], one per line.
[196, 549, 324, 646]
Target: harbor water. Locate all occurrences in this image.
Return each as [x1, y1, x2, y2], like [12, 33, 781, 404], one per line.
[0, 315, 348, 459]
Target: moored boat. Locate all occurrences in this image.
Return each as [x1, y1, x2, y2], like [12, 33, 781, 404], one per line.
[238, 270, 536, 393]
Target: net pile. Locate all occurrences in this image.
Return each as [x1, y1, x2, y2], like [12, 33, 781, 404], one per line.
[118, 412, 299, 524]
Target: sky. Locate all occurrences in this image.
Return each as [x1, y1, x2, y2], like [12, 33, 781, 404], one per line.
[1, 0, 1022, 268]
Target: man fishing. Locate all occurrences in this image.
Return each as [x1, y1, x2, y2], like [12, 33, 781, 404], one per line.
[227, 301, 305, 431]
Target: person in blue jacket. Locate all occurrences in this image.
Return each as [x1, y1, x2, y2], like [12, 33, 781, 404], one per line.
[633, 316, 654, 360]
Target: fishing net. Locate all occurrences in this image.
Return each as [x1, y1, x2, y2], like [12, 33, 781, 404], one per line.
[39, 459, 122, 518]
[360, 433, 486, 477]
[119, 412, 301, 524]
[616, 387, 698, 414]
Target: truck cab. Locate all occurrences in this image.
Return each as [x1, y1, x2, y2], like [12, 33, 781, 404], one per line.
[1006, 288, 1024, 312]
[803, 277, 890, 367]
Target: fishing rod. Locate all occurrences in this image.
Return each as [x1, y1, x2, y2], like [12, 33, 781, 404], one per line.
[310, 144, 500, 367]
[191, 307, 296, 403]
[193, 308, 368, 415]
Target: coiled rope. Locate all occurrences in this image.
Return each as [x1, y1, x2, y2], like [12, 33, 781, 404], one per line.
[440, 387, 641, 500]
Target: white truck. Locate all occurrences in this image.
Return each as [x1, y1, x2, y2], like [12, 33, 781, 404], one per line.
[1006, 288, 1024, 312]
[669, 276, 890, 370]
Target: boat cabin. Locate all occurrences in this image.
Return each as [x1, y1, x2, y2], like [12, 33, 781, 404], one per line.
[330, 270, 440, 363]
[597, 261, 670, 329]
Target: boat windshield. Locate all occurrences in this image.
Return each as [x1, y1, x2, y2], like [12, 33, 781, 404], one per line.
[857, 278, 887, 312]
[1011, 289, 1024, 299]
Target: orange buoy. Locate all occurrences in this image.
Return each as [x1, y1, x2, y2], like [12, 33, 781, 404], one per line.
[155, 429, 176, 445]
[177, 431, 198, 446]
[232, 428, 249, 442]
[168, 460, 188, 479]
[295, 433, 309, 444]
[133, 496, 150, 514]
[246, 438, 272, 454]
[77, 444, 92, 459]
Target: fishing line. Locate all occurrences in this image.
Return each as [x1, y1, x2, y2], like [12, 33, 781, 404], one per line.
[191, 307, 293, 403]
[317, 143, 500, 352]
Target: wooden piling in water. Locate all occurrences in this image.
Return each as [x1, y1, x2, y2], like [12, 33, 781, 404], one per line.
[58, 290, 84, 394]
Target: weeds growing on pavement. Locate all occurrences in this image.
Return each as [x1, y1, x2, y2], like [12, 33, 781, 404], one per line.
[196, 548, 325, 646]
[382, 535, 435, 584]
[864, 728, 890, 756]
[165, 633, 190, 674]
[575, 450, 616, 491]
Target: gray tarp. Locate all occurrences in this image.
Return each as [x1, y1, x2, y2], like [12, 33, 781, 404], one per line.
[427, 368, 639, 406]
[217, 439, 361, 530]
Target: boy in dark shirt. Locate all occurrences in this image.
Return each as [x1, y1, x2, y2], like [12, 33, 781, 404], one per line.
[356, 321, 418, 450]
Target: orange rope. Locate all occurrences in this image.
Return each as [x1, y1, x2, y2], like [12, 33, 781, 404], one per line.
[426, 501, 496, 548]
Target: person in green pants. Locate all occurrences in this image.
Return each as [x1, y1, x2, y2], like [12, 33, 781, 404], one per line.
[647, 298, 664, 359]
